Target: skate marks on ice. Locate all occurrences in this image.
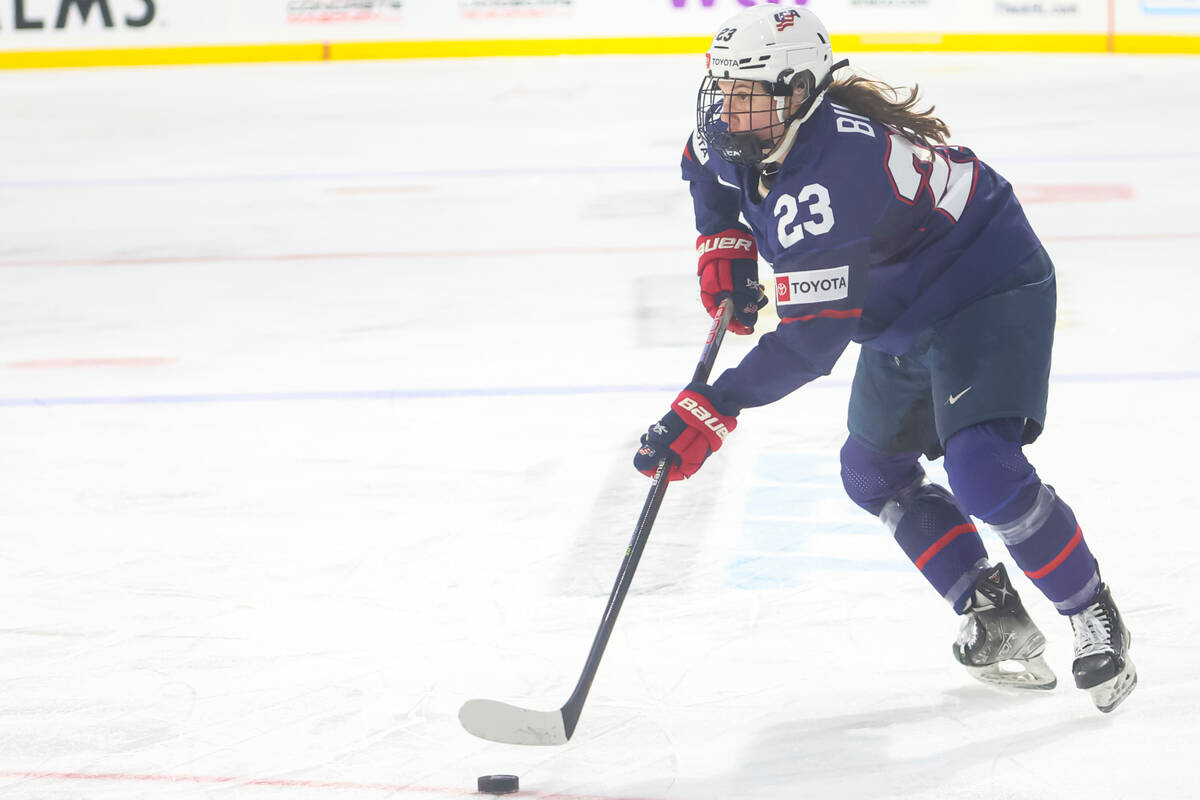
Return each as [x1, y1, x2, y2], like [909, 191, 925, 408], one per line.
[720, 698, 1090, 799]
[728, 451, 907, 589]
[552, 449, 735, 599]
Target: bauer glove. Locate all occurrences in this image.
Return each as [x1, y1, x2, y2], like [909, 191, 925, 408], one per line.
[633, 383, 738, 481]
[697, 227, 768, 335]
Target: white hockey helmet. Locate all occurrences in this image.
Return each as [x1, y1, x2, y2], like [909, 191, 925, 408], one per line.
[697, 6, 847, 166]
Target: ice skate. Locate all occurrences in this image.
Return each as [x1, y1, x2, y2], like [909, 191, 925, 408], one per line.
[953, 563, 1058, 690]
[1070, 583, 1136, 713]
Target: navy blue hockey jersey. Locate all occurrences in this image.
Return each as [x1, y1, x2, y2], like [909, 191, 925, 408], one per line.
[683, 100, 1045, 413]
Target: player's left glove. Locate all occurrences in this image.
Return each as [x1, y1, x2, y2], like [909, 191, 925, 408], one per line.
[697, 228, 768, 335]
[633, 383, 738, 481]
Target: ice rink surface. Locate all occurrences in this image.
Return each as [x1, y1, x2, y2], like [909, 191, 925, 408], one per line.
[1, 50, 1198, 799]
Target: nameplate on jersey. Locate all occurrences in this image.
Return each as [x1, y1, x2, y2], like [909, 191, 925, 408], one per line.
[775, 266, 849, 305]
[691, 130, 710, 165]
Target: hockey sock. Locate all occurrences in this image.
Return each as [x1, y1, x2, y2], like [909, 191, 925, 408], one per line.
[986, 485, 1100, 615]
[945, 420, 1100, 615]
[883, 482, 990, 612]
[840, 435, 988, 611]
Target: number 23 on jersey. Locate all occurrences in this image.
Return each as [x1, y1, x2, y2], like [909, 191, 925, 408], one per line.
[774, 184, 834, 248]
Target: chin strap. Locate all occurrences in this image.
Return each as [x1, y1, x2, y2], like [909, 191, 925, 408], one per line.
[760, 117, 804, 173]
[760, 58, 850, 174]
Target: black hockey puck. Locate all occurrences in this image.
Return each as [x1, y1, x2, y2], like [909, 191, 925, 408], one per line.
[477, 774, 519, 794]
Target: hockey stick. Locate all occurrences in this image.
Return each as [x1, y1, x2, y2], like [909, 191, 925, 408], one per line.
[459, 300, 735, 746]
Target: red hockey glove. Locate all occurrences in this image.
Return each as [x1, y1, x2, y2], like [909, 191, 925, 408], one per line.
[633, 383, 738, 481]
[697, 228, 768, 335]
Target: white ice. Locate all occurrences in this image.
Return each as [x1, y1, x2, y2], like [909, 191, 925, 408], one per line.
[1, 51, 1198, 799]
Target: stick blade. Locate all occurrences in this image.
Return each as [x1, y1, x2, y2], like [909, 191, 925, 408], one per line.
[458, 698, 569, 746]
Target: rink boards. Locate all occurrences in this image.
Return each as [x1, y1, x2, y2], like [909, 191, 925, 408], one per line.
[1, 0, 1200, 68]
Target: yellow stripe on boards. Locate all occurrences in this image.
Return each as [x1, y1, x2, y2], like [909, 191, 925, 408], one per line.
[334, 33, 1195, 59]
[3, 33, 1200, 69]
[835, 33, 1109, 53]
[1114, 35, 1200, 55]
[330, 34, 1115, 59]
[0, 43, 322, 69]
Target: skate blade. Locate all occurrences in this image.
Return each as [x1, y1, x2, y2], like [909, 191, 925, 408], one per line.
[966, 654, 1058, 691]
[1089, 662, 1137, 713]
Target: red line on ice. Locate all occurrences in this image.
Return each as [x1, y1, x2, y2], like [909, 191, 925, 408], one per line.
[2, 231, 1197, 270]
[6, 357, 174, 369]
[1016, 184, 1133, 204]
[0, 769, 660, 800]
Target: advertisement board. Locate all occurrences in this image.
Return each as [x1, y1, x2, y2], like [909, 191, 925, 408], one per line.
[1117, 0, 1200, 36]
[0, 1, 234, 48]
[0, 0, 1197, 64]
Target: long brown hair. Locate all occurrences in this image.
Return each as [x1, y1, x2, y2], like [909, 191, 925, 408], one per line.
[826, 76, 950, 145]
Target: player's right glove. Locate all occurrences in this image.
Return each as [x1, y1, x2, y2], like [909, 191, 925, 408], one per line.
[633, 383, 738, 481]
[696, 227, 768, 335]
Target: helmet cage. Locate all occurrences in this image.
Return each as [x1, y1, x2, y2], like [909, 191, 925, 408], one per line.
[696, 63, 842, 168]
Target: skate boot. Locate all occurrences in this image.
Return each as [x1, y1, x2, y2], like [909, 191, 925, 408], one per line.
[1070, 583, 1136, 712]
[953, 563, 1058, 690]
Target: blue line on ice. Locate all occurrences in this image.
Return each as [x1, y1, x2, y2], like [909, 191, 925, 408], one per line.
[4, 151, 1200, 189]
[2, 371, 1197, 408]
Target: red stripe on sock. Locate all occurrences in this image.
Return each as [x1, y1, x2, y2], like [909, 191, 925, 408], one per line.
[915, 523, 977, 570]
[1024, 525, 1083, 580]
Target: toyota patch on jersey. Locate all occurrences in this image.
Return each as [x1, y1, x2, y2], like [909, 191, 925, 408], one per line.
[775, 265, 850, 305]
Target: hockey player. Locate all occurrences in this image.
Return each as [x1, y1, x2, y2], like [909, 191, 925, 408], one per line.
[633, 5, 1136, 713]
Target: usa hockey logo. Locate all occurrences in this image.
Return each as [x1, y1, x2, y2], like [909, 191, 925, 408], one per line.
[774, 11, 799, 32]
